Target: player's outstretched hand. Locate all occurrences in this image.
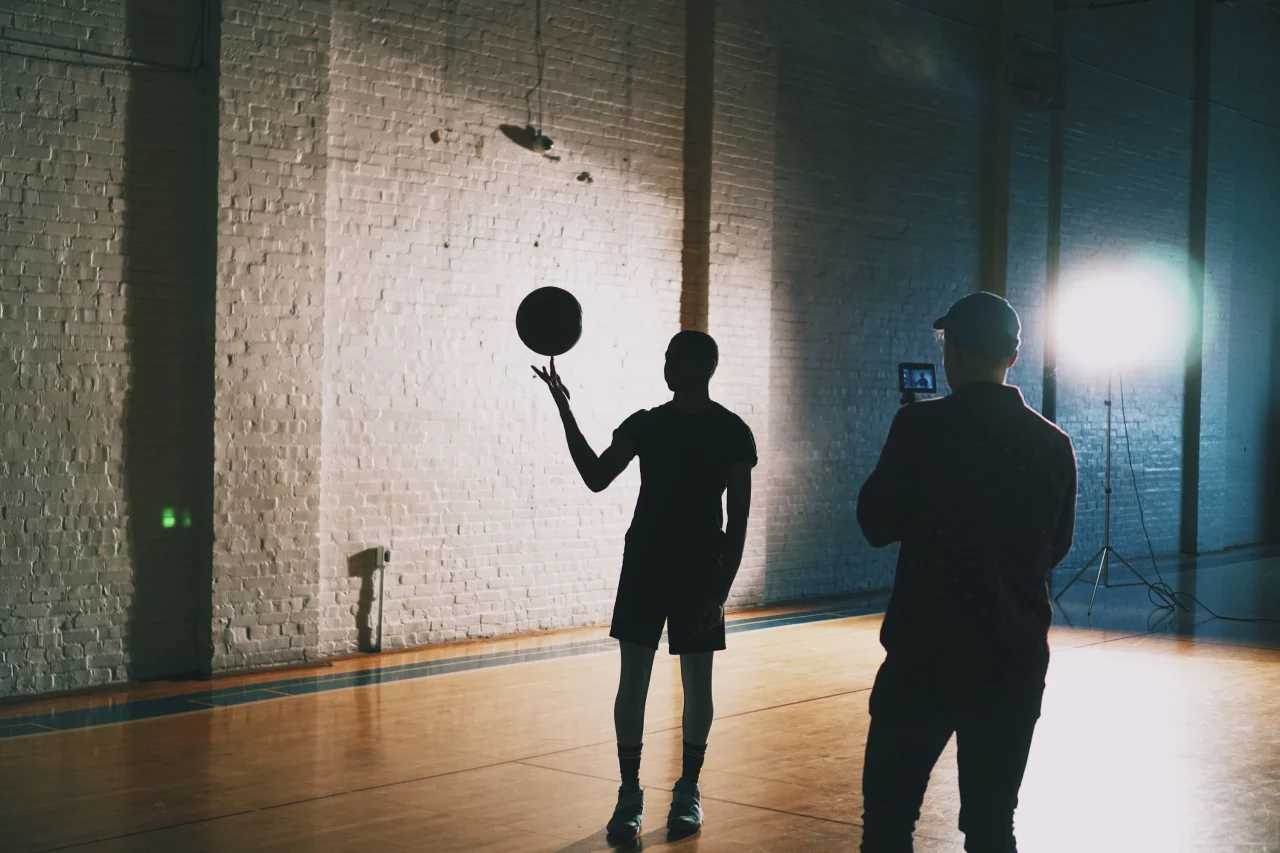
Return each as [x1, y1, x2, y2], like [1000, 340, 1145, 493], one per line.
[532, 356, 571, 408]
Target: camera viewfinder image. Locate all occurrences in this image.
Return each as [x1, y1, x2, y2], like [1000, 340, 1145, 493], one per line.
[898, 363, 935, 394]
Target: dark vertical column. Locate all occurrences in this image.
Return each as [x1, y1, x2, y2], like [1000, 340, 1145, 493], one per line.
[979, 0, 1014, 297]
[680, 0, 715, 333]
[1042, 11, 1066, 423]
[193, 0, 220, 676]
[1269, 292, 1280, 544]
[1181, 0, 1211, 556]
[122, 0, 215, 679]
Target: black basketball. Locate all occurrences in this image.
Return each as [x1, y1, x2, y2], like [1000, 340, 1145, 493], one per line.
[516, 286, 582, 357]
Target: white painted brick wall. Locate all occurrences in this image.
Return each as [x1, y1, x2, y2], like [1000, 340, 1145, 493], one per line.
[709, 0, 775, 610]
[0, 0, 208, 695]
[1219, 9, 1280, 549]
[1053, 6, 1195, 571]
[0, 2, 129, 698]
[762, 0, 990, 599]
[5, 0, 1280, 694]
[318, 0, 685, 653]
[212, 0, 330, 670]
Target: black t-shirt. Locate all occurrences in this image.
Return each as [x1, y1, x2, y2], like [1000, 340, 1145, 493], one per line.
[857, 382, 1077, 693]
[614, 402, 757, 555]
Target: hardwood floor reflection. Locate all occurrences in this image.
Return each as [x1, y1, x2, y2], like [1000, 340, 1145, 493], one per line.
[2, 555, 1278, 852]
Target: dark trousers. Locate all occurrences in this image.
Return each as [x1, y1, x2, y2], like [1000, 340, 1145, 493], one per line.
[860, 658, 1044, 853]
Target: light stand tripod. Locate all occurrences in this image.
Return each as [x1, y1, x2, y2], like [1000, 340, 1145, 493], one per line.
[1053, 372, 1152, 616]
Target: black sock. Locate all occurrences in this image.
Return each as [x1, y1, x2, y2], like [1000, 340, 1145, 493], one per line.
[681, 740, 708, 784]
[618, 743, 643, 790]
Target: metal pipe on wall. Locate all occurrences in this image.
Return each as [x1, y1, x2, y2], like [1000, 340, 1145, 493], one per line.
[1042, 10, 1066, 423]
[1181, 0, 1212, 556]
[680, 0, 715, 333]
[980, 0, 1015, 298]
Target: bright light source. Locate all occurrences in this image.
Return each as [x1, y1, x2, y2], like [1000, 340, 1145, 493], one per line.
[1053, 254, 1190, 371]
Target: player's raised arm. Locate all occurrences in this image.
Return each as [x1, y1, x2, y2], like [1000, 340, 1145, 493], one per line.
[533, 358, 636, 492]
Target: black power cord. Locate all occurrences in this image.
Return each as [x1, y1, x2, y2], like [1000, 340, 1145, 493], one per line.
[1117, 373, 1280, 623]
[524, 0, 548, 132]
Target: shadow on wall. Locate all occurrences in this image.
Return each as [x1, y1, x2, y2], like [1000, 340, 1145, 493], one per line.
[763, 3, 986, 601]
[121, 0, 215, 680]
[347, 548, 380, 652]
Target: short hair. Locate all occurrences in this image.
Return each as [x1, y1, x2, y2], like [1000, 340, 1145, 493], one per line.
[669, 330, 719, 378]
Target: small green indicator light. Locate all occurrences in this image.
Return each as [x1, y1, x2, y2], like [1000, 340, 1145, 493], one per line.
[182, 510, 192, 528]
[162, 507, 176, 529]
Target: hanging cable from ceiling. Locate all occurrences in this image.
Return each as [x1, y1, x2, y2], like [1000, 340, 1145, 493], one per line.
[523, 0, 553, 153]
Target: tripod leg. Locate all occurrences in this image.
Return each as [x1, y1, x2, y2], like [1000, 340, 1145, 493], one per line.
[1087, 549, 1109, 617]
[1055, 547, 1106, 602]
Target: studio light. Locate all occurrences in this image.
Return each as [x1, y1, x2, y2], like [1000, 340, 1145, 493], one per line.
[1052, 253, 1190, 372]
[1052, 252, 1193, 615]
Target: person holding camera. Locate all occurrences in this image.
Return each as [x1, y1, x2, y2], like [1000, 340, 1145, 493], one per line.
[856, 293, 1078, 853]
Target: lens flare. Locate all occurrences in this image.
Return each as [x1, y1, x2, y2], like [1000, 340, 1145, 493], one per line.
[1054, 254, 1190, 371]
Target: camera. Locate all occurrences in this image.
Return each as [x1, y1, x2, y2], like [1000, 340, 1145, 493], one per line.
[898, 362, 936, 404]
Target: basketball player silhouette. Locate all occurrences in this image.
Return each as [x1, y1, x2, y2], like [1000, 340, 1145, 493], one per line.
[533, 330, 757, 839]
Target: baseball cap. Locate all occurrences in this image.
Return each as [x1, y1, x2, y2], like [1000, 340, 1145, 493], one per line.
[933, 292, 1021, 359]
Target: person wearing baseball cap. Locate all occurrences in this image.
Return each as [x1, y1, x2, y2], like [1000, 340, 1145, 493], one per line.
[856, 291, 1079, 853]
[932, 291, 1023, 362]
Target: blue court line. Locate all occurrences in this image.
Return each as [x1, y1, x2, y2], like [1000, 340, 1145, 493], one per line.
[1, 546, 1269, 740]
[0, 600, 888, 740]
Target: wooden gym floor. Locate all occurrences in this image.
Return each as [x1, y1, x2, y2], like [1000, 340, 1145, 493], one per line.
[2, 548, 1279, 852]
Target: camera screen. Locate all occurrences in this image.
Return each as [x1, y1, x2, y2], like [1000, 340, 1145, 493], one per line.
[898, 363, 936, 394]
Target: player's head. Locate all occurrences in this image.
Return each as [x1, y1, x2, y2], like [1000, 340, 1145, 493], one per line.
[933, 293, 1020, 389]
[665, 330, 718, 392]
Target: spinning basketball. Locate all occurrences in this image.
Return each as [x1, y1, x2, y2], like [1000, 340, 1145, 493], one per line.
[517, 286, 582, 356]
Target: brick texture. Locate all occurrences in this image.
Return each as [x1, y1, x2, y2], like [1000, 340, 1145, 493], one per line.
[0, 0, 210, 695]
[318, 0, 684, 652]
[707, 0, 775, 609]
[3, 0, 1280, 694]
[764, 0, 990, 598]
[1219, 9, 1280, 549]
[1051, 3, 1194, 575]
[212, 1, 330, 669]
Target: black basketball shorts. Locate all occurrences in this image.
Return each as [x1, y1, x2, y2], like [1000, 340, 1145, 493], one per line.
[609, 545, 726, 656]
